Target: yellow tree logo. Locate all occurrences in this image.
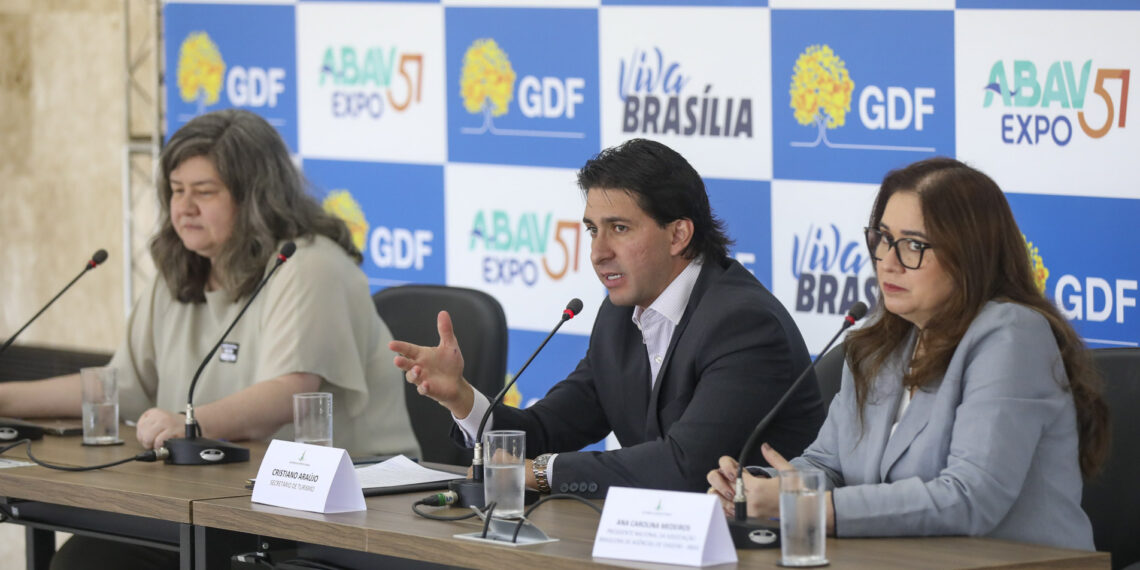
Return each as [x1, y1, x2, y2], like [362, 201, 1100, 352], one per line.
[177, 32, 226, 115]
[1023, 235, 1049, 294]
[322, 190, 369, 254]
[459, 39, 516, 134]
[789, 45, 855, 148]
[503, 374, 522, 408]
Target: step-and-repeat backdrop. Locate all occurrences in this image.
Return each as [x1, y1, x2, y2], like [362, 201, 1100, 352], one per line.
[164, 1, 1139, 432]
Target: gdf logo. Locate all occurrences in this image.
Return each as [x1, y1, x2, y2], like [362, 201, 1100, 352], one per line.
[790, 45, 936, 151]
[322, 190, 434, 271]
[1027, 235, 1137, 325]
[176, 31, 286, 111]
[984, 60, 1130, 145]
[458, 38, 585, 137]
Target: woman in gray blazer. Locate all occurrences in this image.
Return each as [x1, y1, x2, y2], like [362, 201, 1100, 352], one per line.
[708, 157, 1109, 550]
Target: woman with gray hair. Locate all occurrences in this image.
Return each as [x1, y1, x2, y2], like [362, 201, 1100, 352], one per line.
[1, 109, 419, 568]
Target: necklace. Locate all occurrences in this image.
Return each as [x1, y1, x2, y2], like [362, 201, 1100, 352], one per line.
[906, 335, 921, 398]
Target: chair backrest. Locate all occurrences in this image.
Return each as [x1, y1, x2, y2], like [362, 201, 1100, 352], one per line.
[0, 344, 112, 382]
[373, 285, 508, 465]
[1083, 347, 1140, 570]
[815, 342, 846, 409]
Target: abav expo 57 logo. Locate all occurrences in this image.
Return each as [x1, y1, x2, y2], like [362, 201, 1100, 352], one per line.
[772, 10, 954, 184]
[295, 2, 445, 164]
[446, 8, 599, 169]
[982, 59, 1130, 146]
[165, 3, 297, 152]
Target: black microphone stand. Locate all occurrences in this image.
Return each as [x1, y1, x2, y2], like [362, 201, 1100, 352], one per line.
[449, 299, 583, 508]
[164, 243, 295, 465]
[0, 250, 108, 357]
[729, 302, 867, 549]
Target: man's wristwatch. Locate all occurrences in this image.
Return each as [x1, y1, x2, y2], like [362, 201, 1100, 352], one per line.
[533, 453, 553, 494]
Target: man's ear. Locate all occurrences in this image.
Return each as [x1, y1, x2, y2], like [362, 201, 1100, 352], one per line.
[670, 218, 694, 257]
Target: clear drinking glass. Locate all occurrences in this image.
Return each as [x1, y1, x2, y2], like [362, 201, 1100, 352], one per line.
[779, 468, 828, 567]
[293, 392, 333, 447]
[80, 367, 121, 445]
[483, 430, 526, 519]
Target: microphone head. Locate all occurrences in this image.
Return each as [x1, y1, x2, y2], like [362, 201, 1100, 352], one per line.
[564, 298, 584, 320]
[279, 241, 297, 260]
[565, 298, 583, 316]
[90, 249, 109, 267]
[847, 301, 869, 322]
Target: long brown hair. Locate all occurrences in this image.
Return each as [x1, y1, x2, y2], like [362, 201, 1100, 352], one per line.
[845, 157, 1109, 478]
[151, 109, 360, 303]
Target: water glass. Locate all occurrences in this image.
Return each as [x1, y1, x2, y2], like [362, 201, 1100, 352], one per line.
[483, 430, 525, 519]
[779, 468, 828, 567]
[293, 392, 333, 447]
[80, 367, 121, 445]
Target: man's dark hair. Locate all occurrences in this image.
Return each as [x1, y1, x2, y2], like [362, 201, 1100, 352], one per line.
[576, 138, 732, 263]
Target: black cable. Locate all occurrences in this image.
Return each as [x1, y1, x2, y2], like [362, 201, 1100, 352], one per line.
[0, 438, 32, 455]
[510, 494, 604, 542]
[275, 559, 348, 570]
[523, 493, 604, 517]
[479, 502, 497, 538]
[410, 491, 483, 521]
[410, 502, 480, 521]
[18, 440, 162, 471]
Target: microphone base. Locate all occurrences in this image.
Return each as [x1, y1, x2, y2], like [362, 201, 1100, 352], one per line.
[0, 418, 45, 442]
[450, 479, 487, 509]
[448, 479, 539, 509]
[728, 517, 781, 549]
[163, 437, 249, 465]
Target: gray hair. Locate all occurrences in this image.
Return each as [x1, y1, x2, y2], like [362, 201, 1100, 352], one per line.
[151, 109, 360, 302]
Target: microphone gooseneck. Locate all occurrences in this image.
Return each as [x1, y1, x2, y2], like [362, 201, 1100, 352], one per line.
[0, 249, 108, 357]
[165, 242, 295, 465]
[471, 298, 583, 482]
[733, 301, 868, 523]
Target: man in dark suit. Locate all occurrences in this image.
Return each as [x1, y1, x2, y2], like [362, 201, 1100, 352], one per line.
[391, 139, 824, 498]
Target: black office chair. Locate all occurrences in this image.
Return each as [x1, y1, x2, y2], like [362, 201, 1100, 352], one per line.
[814, 342, 846, 409]
[373, 285, 509, 466]
[1083, 347, 1140, 570]
[0, 344, 111, 382]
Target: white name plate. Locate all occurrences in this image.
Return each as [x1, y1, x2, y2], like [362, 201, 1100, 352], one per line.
[251, 440, 366, 514]
[592, 487, 737, 567]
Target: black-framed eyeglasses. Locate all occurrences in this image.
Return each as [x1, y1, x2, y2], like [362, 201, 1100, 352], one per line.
[864, 227, 934, 270]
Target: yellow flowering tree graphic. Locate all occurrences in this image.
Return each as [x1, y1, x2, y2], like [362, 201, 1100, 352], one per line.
[459, 39, 516, 134]
[322, 190, 369, 255]
[503, 376, 523, 409]
[177, 32, 226, 115]
[789, 44, 855, 147]
[1023, 235, 1050, 294]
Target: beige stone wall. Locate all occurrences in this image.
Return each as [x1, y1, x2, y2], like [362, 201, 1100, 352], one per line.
[0, 2, 133, 565]
[1, 0, 129, 353]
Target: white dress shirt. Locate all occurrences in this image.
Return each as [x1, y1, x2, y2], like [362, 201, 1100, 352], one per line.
[455, 258, 705, 481]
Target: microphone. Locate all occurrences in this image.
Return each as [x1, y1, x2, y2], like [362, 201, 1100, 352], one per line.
[449, 298, 583, 508]
[0, 249, 108, 357]
[162, 242, 296, 465]
[729, 301, 868, 549]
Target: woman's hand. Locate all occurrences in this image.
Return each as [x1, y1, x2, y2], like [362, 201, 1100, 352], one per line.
[135, 407, 185, 450]
[706, 443, 793, 519]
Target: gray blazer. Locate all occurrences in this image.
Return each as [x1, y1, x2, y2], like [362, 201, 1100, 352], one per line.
[790, 301, 1094, 550]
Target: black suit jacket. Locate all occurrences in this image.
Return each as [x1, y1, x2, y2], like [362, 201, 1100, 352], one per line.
[461, 258, 825, 497]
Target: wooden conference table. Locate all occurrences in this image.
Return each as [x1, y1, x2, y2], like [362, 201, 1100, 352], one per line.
[0, 428, 1110, 569]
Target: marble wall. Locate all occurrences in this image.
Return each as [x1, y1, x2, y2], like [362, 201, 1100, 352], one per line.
[1, 0, 131, 354]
